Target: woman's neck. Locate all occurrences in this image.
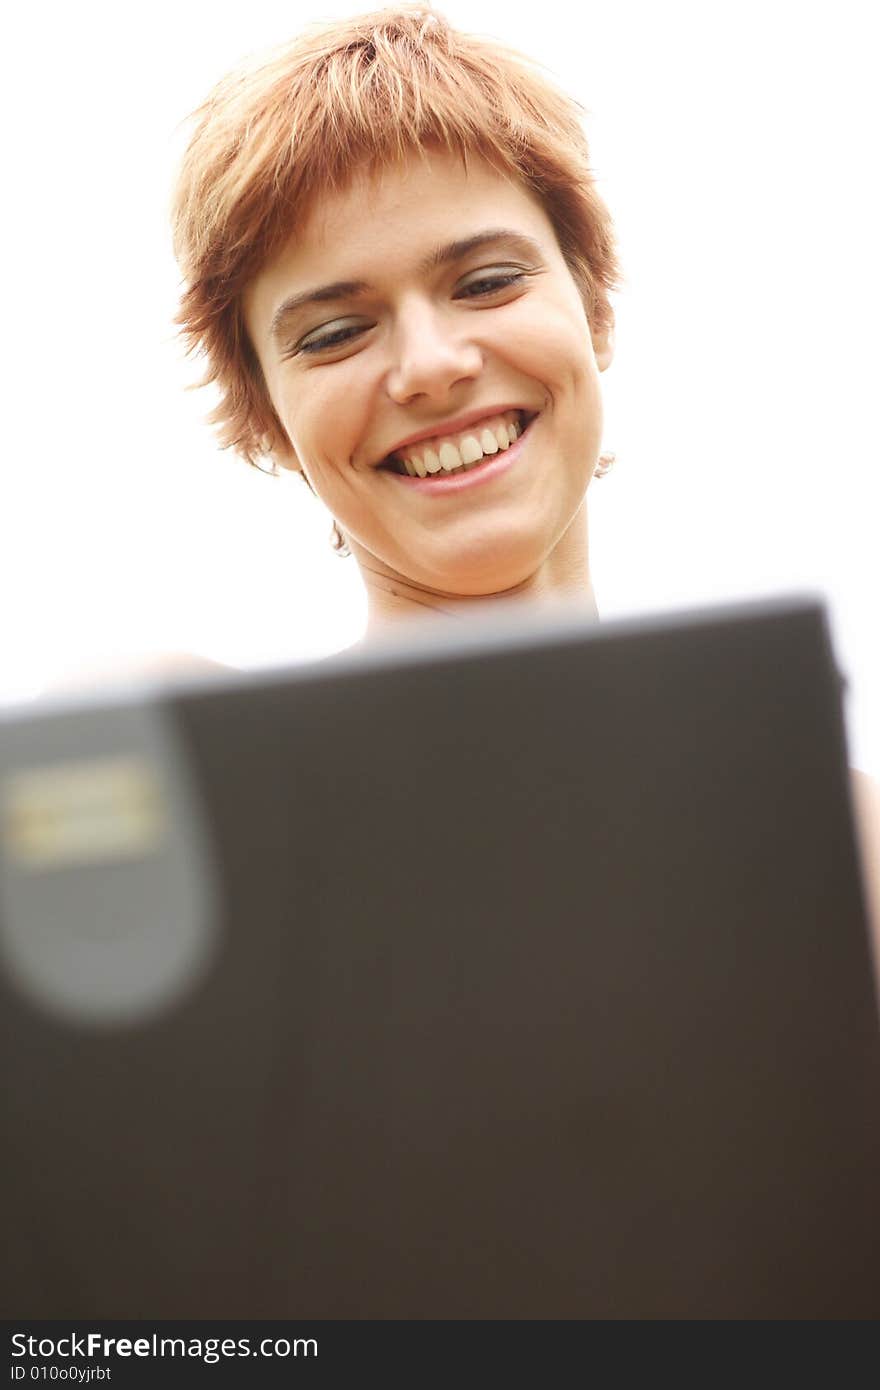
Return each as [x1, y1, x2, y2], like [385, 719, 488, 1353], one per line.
[356, 501, 599, 643]
[362, 571, 598, 643]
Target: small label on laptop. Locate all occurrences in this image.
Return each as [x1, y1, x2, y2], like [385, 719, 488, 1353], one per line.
[1, 756, 165, 870]
[0, 698, 220, 1028]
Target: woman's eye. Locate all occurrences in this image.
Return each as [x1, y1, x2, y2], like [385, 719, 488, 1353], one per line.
[290, 270, 530, 356]
[297, 323, 368, 355]
[456, 270, 528, 299]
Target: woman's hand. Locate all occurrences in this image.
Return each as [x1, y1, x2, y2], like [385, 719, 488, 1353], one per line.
[851, 768, 880, 979]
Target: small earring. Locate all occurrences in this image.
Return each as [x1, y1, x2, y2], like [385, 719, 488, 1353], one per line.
[255, 433, 280, 477]
[595, 451, 616, 479]
[330, 521, 351, 557]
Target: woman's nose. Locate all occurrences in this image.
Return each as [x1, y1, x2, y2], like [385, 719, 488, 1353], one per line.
[385, 302, 482, 404]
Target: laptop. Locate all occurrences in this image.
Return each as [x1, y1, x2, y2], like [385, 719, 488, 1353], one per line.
[2, 593, 879, 1319]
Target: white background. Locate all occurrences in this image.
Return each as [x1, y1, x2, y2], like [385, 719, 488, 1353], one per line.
[3, 1, 878, 771]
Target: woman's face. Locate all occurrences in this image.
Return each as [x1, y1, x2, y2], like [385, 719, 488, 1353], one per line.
[244, 148, 612, 598]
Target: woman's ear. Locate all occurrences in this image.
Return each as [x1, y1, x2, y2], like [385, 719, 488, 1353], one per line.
[259, 430, 302, 475]
[591, 314, 615, 373]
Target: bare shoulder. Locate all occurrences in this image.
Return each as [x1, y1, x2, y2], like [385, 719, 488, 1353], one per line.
[41, 651, 230, 696]
[849, 768, 880, 959]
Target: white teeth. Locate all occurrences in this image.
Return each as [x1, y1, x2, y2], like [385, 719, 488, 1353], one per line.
[460, 434, 482, 465]
[391, 409, 529, 476]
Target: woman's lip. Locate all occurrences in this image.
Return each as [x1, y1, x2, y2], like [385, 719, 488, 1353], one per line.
[382, 416, 536, 494]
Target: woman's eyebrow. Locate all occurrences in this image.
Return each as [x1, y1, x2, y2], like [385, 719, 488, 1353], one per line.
[268, 229, 543, 342]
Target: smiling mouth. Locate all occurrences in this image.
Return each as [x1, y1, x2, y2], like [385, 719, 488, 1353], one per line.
[379, 409, 537, 478]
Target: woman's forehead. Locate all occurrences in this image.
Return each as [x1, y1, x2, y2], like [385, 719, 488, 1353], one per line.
[278, 150, 550, 274]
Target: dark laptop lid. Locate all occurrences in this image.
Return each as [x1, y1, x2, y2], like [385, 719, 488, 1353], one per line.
[2, 594, 879, 1318]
